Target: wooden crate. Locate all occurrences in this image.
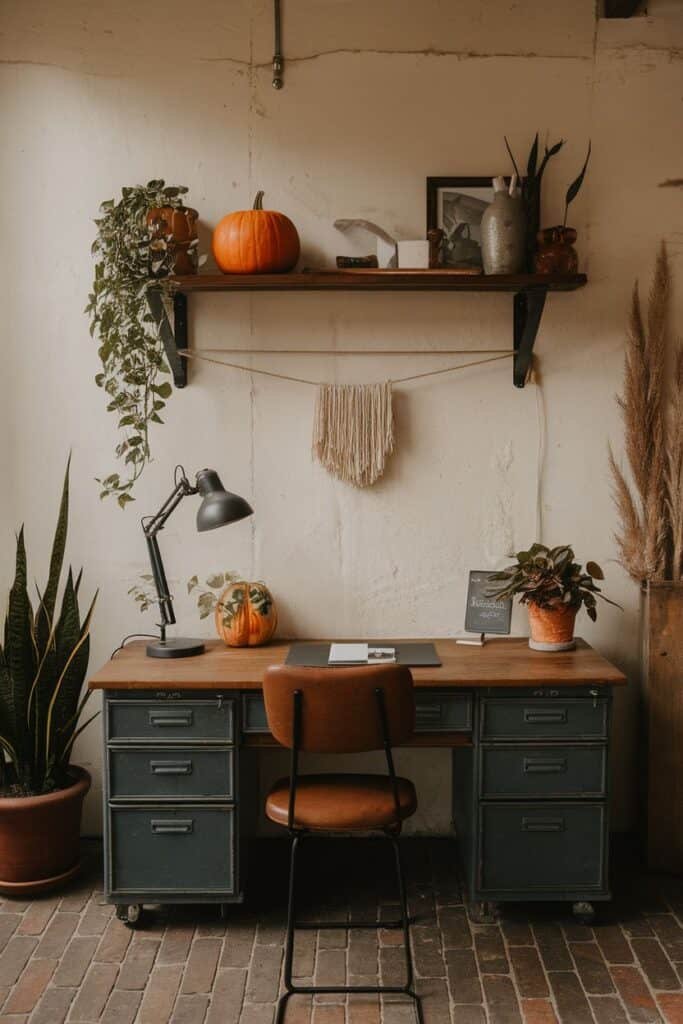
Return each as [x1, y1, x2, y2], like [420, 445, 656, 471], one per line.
[642, 582, 683, 873]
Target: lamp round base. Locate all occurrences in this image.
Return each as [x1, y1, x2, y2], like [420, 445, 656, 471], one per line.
[146, 638, 206, 659]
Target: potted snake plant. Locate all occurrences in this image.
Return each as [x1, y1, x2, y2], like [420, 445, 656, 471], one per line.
[487, 544, 618, 651]
[0, 460, 97, 894]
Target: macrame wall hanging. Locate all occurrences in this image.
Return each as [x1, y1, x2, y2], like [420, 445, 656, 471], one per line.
[313, 382, 394, 487]
[180, 348, 518, 487]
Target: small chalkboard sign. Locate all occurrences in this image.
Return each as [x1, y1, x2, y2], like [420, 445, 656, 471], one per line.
[463, 570, 512, 637]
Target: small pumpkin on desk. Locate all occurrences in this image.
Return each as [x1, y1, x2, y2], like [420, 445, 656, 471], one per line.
[188, 572, 277, 647]
[212, 191, 300, 274]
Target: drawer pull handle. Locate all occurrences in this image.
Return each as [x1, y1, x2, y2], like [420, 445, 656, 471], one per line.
[523, 709, 567, 725]
[148, 711, 193, 728]
[523, 757, 567, 774]
[150, 760, 193, 776]
[416, 704, 442, 719]
[151, 819, 194, 835]
[521, 816, 565, 833]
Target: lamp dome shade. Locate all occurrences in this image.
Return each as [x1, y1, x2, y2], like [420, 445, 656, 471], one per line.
[195, 469, 253, 532]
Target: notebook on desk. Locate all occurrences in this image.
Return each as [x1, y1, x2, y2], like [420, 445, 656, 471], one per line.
[285, 642, 442, 668]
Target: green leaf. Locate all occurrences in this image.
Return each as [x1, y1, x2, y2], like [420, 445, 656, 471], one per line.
[206, 574, 225, 589]
[526, 133, 539, 181]
[586, 561, 604, 580]
[564, 141, 591, 224]
[504, 136, 520, 179]
[35, 458, 70, 653]
[151, 382, 172, 399]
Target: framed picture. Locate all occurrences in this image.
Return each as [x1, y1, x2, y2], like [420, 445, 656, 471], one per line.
[426, 176, 535, 270]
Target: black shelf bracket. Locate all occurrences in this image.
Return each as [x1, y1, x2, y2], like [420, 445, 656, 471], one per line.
[152, 281, 553, 391]
[148, 287, 188, 388]
[513, 287, 547, 388]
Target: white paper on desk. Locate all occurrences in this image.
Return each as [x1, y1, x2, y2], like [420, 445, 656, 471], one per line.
[328, 643, 369, 664]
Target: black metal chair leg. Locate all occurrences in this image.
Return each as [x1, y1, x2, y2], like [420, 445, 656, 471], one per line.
[391, 835, 423, 1023]
[276, 833, 301, 1024]
[276, 833, 422, 1024]
[283, 834, 301, 989]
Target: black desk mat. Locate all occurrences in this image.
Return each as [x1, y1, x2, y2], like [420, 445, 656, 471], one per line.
[285, 642, 441, 668]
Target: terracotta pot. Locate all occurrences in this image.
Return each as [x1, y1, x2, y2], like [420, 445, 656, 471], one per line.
[534, 226, 579, 275]
[147, 205, 199, 276]
[527, 602, 577, 652]
[0, 766, 91, 896]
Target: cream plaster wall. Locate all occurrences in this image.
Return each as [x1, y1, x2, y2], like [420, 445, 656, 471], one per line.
[1, 1, 682, 835]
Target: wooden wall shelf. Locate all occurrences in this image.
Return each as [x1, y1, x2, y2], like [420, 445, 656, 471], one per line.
[149, 271, 587, 390]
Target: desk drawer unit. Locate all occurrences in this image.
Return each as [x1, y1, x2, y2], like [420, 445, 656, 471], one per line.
[242, 691, 473, 735]
[110, 805, 235, 895]
[109, 747, 235, 802]
[104, 693, 240, 912]
[453, 688, 613, 911]
[481, 697, 607, 741]
[415, 692, 472, 733]
[479, 803, 606, 893]
[108, 698, 234, 743]
[480, 745, 607, 800]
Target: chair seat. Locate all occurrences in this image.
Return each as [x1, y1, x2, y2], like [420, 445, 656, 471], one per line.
[265, 773, 417, 831]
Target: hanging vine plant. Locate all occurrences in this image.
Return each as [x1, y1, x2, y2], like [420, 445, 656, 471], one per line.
[87, 180, 198, 507]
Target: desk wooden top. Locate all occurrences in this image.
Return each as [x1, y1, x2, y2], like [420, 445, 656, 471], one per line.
[88, 637, 626, 691]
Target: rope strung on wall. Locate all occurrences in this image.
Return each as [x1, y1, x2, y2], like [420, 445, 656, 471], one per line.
[179, 348, 514, 486]
[179, 349, 513, 387]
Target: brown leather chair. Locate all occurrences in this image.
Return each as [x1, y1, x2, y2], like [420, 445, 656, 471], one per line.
[263, 663, 422, 1024]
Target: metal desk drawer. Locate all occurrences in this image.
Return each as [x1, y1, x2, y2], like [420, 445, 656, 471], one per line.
[110, 805, 235, 894]
[415, 692, 472, 732]
[242, 691, 473, 736]
[242, 694, 269, 734]
[481, 697, 608, 741]
[108, 699, 234, 744]
[480, 745, 607, 799]
[109, 747, 234, 802]
[479, 802, 606, 893]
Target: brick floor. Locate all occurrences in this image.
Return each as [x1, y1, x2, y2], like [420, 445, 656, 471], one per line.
[0, 839, 680, 1024]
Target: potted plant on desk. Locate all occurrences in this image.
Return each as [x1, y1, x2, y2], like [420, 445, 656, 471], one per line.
[0, 462, 97, 894]
[488, 544, 618, 651]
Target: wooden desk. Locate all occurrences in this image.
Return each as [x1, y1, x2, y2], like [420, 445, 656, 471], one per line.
[89, 637, 626, 927]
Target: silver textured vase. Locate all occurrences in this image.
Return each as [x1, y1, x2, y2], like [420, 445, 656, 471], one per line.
[481, 192, 525, 275]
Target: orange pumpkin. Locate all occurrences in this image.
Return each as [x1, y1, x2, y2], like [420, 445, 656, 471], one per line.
[215, 580, 277, 647]
[212, 191, 300, 274]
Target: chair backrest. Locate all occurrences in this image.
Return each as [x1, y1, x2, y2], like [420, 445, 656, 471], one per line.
[263, 664, 415, 754]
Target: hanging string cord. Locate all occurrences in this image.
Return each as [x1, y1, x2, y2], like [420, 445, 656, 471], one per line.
[178, 349, 512, 387]
[191, 347, 511, 356]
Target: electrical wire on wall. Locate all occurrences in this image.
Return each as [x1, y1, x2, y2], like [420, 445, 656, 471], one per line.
[531, 354, 546, 543]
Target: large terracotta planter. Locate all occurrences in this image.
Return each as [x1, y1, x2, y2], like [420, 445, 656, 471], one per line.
[0, 766, 91, 896]
[641, 582, 683, 873]
[527, 602, 577, 652]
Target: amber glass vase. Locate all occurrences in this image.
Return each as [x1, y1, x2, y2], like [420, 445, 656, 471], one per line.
[534, 226, 578, 275]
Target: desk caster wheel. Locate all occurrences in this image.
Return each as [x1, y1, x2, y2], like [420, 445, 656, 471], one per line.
[572, 901, 595, 925]
[468, 900, 501, 925]
[116, 904, 143, 928]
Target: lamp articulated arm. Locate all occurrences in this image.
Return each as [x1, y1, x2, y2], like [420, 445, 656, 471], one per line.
[141, 465, 253, 658]
[142, 467, 197, 638]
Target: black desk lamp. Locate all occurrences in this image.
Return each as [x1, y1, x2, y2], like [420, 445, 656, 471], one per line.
[142, 466, 253, 658]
